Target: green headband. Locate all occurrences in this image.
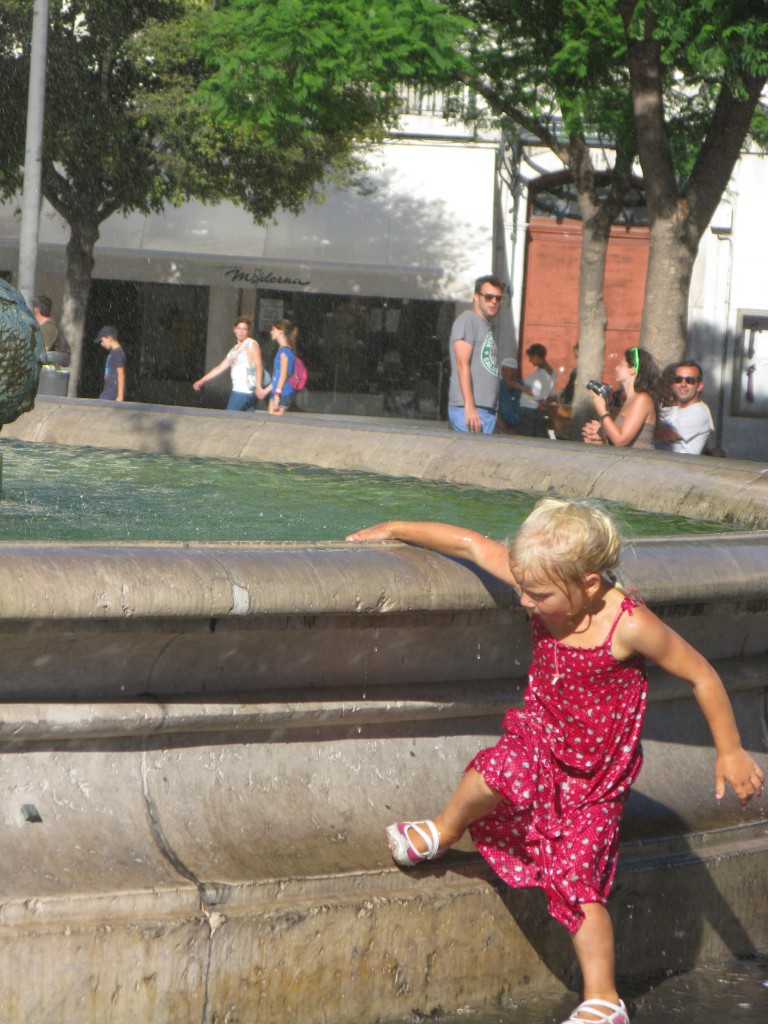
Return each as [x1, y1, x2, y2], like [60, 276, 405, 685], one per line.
[629, 347, 640, 372]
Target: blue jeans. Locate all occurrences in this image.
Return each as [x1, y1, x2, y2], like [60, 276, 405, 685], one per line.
[448, 405, 497, 434]
[227, 390, 255, 412]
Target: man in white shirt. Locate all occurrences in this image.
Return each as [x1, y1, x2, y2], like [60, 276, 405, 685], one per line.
[655, 361, 712, 454]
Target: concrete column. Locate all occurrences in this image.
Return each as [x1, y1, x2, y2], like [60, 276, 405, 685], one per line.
[202, 287, 240, 401]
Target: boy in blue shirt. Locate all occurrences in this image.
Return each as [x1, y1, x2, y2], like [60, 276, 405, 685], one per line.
[94, 326, 126, 401]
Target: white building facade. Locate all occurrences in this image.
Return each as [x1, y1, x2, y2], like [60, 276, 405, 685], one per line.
[687, 153, 768, 460]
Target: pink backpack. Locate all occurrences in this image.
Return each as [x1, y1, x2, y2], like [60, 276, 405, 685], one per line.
[290, 356, 308, 390]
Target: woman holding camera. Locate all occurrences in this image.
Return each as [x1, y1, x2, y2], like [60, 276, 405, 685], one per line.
[583, 346, 660, 448]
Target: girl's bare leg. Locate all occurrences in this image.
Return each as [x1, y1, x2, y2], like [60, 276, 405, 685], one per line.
[403, 768, 502, 854]
[569, 903, 621, 1019]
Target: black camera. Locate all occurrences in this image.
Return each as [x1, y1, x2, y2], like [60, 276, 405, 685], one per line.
[586, 379, 613, 401]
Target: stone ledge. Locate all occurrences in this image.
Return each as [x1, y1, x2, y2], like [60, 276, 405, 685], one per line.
[0, 827, 765, 1023]
[1, 534, 768, 622]
[0, 655, 764, 742]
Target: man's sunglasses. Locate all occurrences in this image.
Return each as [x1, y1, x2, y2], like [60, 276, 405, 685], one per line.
[480, 292, 502, 302]
[673, 375, 701, 385]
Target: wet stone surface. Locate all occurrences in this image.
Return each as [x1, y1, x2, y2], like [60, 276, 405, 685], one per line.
[385, 953, 768, 1023]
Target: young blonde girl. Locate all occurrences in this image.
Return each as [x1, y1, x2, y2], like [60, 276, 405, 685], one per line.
[346, 499, 763, 1024]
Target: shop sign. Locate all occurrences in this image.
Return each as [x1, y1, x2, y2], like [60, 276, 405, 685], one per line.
[224, 266, 311, 288]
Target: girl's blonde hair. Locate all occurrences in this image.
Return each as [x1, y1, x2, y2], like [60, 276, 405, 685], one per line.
[508, 498, 621, 591]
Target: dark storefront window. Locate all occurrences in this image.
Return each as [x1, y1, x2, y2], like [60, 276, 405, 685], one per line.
[255, 290, 449, 418]
[81, 280, 208, 405]
[80, 280, 450, 417]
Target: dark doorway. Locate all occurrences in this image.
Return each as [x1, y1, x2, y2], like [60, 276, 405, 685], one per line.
[81, 280, 209, 405]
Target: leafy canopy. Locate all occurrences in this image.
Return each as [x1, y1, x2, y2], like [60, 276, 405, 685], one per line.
[0, 1, 193, 221]
[622, 0, 768, 180]
[133, 0, 470, 219]
[440, 1, 633, 157]
[0, 0, 469, 226]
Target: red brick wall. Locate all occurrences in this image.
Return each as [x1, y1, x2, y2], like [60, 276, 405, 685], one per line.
[519, 216, 650, 390]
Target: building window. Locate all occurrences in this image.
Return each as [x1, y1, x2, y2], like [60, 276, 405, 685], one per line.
[732, 312, 768, 417]
[82, 279, 208, 405]
[255, 289, 449, 418]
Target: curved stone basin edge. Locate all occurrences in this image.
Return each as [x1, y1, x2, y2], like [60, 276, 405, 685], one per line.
[2, 533, 768, 620]
[0, 653, 764, 743]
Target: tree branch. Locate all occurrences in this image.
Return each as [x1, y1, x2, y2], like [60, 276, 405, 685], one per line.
[618, 0, 678, 220]
[685, 72, 767, 236]
[452, 70, 571, 164]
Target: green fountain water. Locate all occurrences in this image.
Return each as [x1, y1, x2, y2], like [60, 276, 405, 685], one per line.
[0, 439, 737, 542]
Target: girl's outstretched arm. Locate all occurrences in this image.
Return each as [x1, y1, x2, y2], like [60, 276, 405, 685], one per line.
[615, 606, 765, 805]
[345, 521, 516, 586]
[192, 356, 229, 390]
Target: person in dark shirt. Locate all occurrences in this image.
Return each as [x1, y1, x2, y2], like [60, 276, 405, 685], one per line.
[94, 326, 126, 401]
[496, 357, 521, 433]
[34, 294, 70, 366]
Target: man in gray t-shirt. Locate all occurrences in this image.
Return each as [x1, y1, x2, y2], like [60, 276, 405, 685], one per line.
[447, 274, 503, 433]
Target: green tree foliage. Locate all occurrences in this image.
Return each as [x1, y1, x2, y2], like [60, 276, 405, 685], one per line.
[440, 1, 638, 435]
[0, 2, 188, 218]
[135, 0, 467, 218]
[447, 1, 633, 153]
[618, 0, 768, 361]
[0, 0, 467, 394]
[0, 1, 207, 392]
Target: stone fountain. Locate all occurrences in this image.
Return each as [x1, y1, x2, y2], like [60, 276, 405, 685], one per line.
[1, 392, 767, 1023]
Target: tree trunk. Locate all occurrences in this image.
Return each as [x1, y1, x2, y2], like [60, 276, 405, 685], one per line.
[569, 205, 612, 439]
[456, 74, 634, 442]
[61, 217, 99, 398]
[566, 135, 633, 439]
[638, 207, 697, 366]
[619, 0, 766, 367]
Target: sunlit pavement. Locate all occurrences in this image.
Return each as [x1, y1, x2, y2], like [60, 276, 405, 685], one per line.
[385, 952, 768, 1023]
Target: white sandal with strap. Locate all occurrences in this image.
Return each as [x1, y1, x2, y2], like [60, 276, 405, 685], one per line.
[561, 998, 629, 1024]
[385, 820, 443, 866]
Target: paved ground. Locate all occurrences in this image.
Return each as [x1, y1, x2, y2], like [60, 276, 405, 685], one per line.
[386, 953, 768, 1023]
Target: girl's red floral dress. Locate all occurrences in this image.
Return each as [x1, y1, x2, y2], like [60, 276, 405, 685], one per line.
[469, 593, 647, 931]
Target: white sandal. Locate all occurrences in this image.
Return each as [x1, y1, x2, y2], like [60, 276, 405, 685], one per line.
[385, 820, 443, 866]
[561, 998, 629, 1024]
